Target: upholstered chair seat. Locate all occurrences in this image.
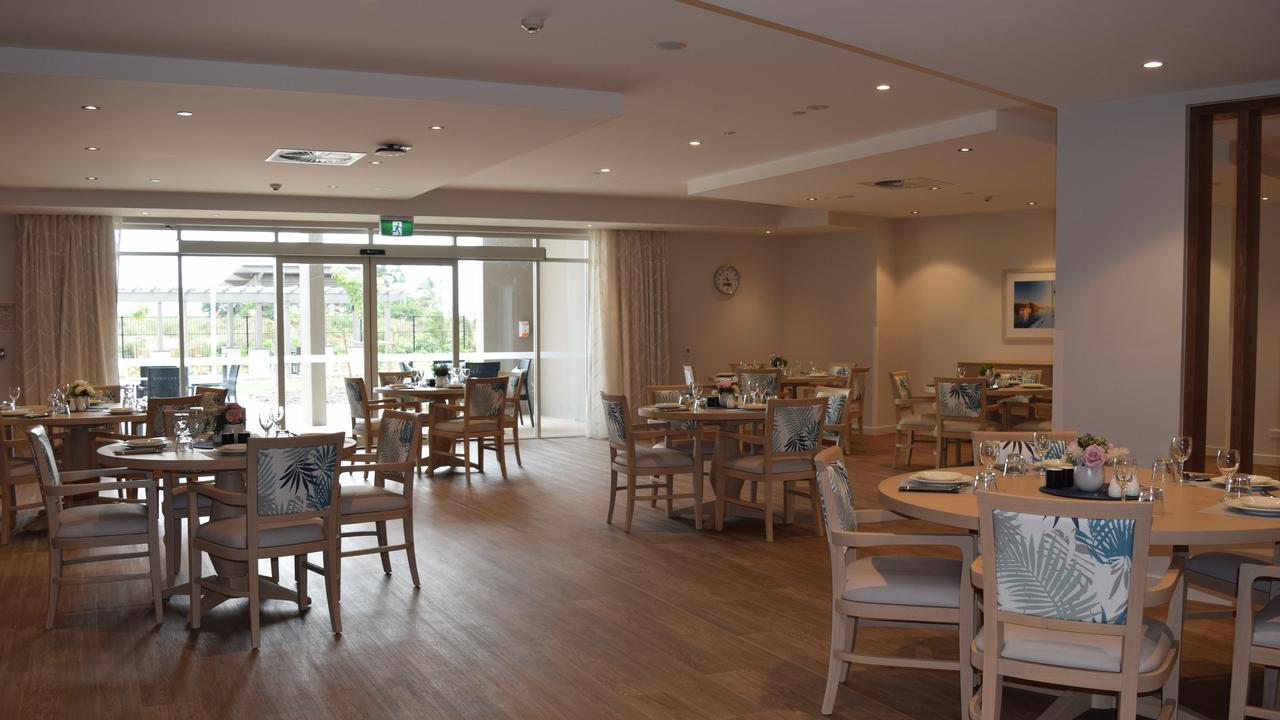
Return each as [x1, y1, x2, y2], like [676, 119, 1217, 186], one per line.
[55, 503, 149, 538]
[197, 517, 325, 549]
[724, 455, 814, 474]
[974, 621, 1175, 674]
[843, 555, 963, 608]
[600, 392, 704, 531]
[615, 446, 694, 469]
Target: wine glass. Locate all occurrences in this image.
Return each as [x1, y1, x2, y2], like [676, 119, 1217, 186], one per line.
[174, 419, 193, 452]
[259, 408, 275, 437]
[6, 386, 19, 410]
[1114, 454, 1137, 497]
[274, 405, 286, 436]
[1217, 448, 1243, 497]
[956, 365, 966, 378]
[1170, 436, 1193, 483]
[1032, 430, 1053, 463]
[978, 440, 1001, 473]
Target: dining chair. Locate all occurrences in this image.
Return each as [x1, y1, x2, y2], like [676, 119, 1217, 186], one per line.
[200, 363, 241, 402]
[888, 370, 936, 468]
[496, 369, 527, 466]
[26, 425, 163, 629]
[95, 384, 122, 402]
[971, 492, 1184, 720]
[193, 385, 228, 405]
[144, 394, 203, 437]
[377, 370, 416, 386]
[335, 410, 425, 587]
[737, 367, 783, 399]
[513, 358, 535, 427]
[826, 362, 855, 387]
[1, 422, 39, 544]
[714, 396, 827, 542]
[992, 367, 1049, 430]
[933, 377, 996, 467]
[815, 386, 856, 455]
[812, 446, 975, 717]
[645, 384, 705, 453]
[428, 376, 510, 482]
[1184, 549, 1277, 622]
[682, 364, 696, 385]
[187, 433, 345, 649]
[599, 392, 702, 531]
[1228, 563, 1280, 719]
[344, 377, 399, 453]
[969, 431, 1077, 468]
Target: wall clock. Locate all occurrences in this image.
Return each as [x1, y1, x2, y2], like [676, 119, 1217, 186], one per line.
[713, 264, 741, 295]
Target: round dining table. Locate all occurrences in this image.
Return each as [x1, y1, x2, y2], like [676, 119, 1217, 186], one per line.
[373, 384, 464, 403]
[636, 405, 766, 529]
[97, 437, 357, 613]
[880, 467, 1280, 720]
[2, 404, 145, 470]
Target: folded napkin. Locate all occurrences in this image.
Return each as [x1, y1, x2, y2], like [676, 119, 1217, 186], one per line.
[898, 479, 964, 493]
[114, 445, 167, 456]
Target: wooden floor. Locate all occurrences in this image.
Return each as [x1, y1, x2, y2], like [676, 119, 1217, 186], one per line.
[0, 434, 1257, 719]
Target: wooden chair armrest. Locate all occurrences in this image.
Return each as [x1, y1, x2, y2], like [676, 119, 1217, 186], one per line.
[434, 402, 465, 413]
[1145, 556, 1185, 607]
[829, 528, 976, 561]
[634, 421, 669, 431]
[346, 452, 378, 462]
[972, 556, 984, 588]
[44, 479, 156, 496]
[631, 429, 674, 441]
[191, 484, 247, 506]
[1237, 563, 1280, 594]
[339, 462, 413, 476]
[367, 400, 399, 409]
[60, 467, 135, 483]
[853, 508, 906, 524]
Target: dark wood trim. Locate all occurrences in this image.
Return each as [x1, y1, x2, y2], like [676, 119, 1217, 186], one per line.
[1230, 109, 1263, 472]
[1182, 109, 1214, 472]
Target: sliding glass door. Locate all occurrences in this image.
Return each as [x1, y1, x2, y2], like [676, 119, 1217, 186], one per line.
[281, 260, 365, 434]
[372, 261, 454, 374]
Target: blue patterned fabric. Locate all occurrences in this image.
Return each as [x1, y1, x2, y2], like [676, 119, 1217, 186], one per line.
[771, 404, 823, 453]
[829, 365, 852, 378]
[255, 443, 339, 516]
[998, 439, 1068, 463]
[377, 415, 417, 466]
[344, 379, 365, 416]
[652, 389, 696, 431]
[468, 381, 507, 417]
[601, 397, 628, 446]
[816, 389, 849, 426]
[816, 457, 856, 534]
[26, 427, 60, 490]
[891, 373, 912, 401]
[937, 380, 982, 418]
[993, 509, 1135, 624]
[739, 371, 779, 397]
[850, 372, 867, 401]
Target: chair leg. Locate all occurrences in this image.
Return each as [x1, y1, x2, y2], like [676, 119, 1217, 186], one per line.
[324, 545, 343, 636]
[189, 540, 203, 630]
[295, 554, 309, 611]
[476, 436, 486, 473]
[463, 436, 473, 483]
[149, 519, 164, 625]
[822, 612, 850, 714]
[692, 466, 704, 531]
[905, 430, 915, 466]
[812, 479, 825, 536]
[714, 471, 726, 531]
[495, 433, 508, 480]
[45, 547, 62, 630]
[607, 469, 619, 525]
[512, 426, 522, 467]
[164, 513, 181, 589]
[764, 481, 775, 543]
[783, 480, 795, 525]
[1118, 689, 1138, 720]
[840, 618, 857, 682]
[269, 557, 280, 583]
[403, 514, 421, 588]
[623, 473, 637, 532]
[1229, 586, 1255, 720]
[248, 562, 262, 649]
[665, 475, 674, 517]
[375, 521, 392, 574]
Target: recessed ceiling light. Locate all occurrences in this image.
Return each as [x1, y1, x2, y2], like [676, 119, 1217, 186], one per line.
[146, 178, 160, 183]
[80, 105, 100, 111]
[910, 211, 919, 215]
[807, 104, 829, 111]
[1026, 201, 1038, 206]
[176, 110, 194, 117]
[688, 140, 702, 146]
[328, 185, 340, 189]
[84, 146, 99, 151]
[875, 84, 892, 91]
[1264, 196, 1271, 201]
[370, 160, 382, 165]
[599, 168, 611, 173]
[1143, 60, 1164, 69]
[141, 211, 150, 215]
[83, 176, 98, 181]
[764, 230, 773, 235]
[807, 197, 817, 201]
[586, 224, 593, 228]
[428, 124, 445, 131]
[957, 147, 973, 153]
[929, 186, 942, 191]
[655, 41, 687, 51]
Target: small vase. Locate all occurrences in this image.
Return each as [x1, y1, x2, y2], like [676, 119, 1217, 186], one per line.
[73, 396, 89, 412]
[720, 392, 736, 408]
[1074, 464, 1105, 492]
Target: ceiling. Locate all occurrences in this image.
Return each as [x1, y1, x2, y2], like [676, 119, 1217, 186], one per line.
[0, 0, 1274, 226]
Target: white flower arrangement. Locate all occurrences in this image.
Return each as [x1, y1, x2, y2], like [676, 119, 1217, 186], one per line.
[67, 379, 96, 398]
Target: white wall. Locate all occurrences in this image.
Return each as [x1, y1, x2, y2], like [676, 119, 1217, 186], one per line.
[890, 208, 1056, 396]
[1055, 79, 1280, 462]
[0, 215, 16, 393]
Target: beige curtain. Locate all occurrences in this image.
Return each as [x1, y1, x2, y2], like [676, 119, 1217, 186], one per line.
[586, 229, 670, 437]
[16, 215, 118, 395]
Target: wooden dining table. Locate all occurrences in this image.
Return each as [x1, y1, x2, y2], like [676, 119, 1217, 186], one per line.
[880, 467, 1280, 719]
[2, 404, 145, 470]
[97, 437, 358, 612]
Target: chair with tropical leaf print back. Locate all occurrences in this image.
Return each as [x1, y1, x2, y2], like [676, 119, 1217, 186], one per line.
[933, 377, 996, 467]
[187, 433, 345, 649]
[714, 396, 827, 542]
[737, 367, 783, 400]
[813, 446, 975, 717]
[815, 386, 855, 455]
[889, 370, 936, 468]
[335, 411, 425, 587]
[345, 377, 400, 453]
[826, 362, 856, 388]
[969, 431, 1077, 470]
[600, 392, 702, 531]
[428, 376, 509, 483]
[971, 492, 1184, 720]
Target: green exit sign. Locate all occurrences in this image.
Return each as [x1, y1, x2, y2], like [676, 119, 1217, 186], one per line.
[379, 217, 414, 237]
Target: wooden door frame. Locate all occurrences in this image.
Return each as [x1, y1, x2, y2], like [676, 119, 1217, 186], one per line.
[1182, 96, 1278, 472]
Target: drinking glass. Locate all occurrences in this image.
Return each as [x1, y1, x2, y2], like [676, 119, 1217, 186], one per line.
[1170, 435, 1193, 483]
[1151, 457, 1173, 485]
[259, 408, 275, 436]
[1225, 473, 1253, 501]
[175, 419, 193, 453]
[689, 383, 703, 410]
[956, 365, 966, 378]
[1137, 485, 1166, 514]
[6, 386, 19, 410]
[974, 469, 999, 492]
[121, 384, 135, 410]
[1032, 430, 1053, 461]
[274, 405, 286, 436]
[978, 440, 1001, 472]
[1218, 448, 1244, 498]
[1114, 454, 1137, 487]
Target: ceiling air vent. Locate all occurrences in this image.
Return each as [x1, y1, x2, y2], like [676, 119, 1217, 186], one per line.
[265, 149, 366, 166]
[860, 177, 950, 190]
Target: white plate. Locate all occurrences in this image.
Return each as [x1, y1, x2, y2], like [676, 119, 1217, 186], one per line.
[446, 384, 465, 389]
[217, 443, 248, 454]
[1212, 474, 1280, 489]
[652, 402, 684, 410]
[1, 409, 26, 416]
[740, 403, 767, 410]
[1224, 496, 1280, 515]
[911, 468, 967, 484]
[1020, 383, 1047, 389]
[125, 437, 167, 448]
[108, 407, 135, 415]
[807, 372, 829, 377]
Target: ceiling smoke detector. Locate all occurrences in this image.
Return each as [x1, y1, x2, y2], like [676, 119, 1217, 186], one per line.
[520, 16, 544, 33]
[265, 148, 365, 166]
[374, 144, 413, 157]
[861, 177, 950, 190]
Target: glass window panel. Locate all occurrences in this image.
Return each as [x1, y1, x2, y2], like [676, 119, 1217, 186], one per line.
[457, 236, 535, 247]
[117, 227, 178, 253]
[374, 233, 453, 247]
[540, 238, 587, 259]
[281, 261, 364, 433]
[278, 231, 369, 245]
[1256, 110, 1279, 471]
[1206, 113, 1237, 459]
[539, 262, 588, 437]
[374, 263, 454, 373]
[181, 256, 277, 423]
[457, 259, 533, 393]
[116, 255, 181, 388]
[180, 229, 275, 243]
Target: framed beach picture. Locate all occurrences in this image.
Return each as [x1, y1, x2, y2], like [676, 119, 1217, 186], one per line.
[1003, 269, 1055, 342]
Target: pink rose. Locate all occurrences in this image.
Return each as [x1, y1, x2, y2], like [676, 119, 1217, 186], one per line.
[224, 404, 245, 424]
[1082, 444, 1106, 468]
